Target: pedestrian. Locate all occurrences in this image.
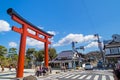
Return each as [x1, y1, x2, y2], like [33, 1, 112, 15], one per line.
[39, 65, 43, 76]
[65, 65, 68, 70]
[9, 65, 12, 71]
[42, 66, 47, 76]
[114, 59, 120, 80]
[35, 66, 39, 77]
[1, 65, 4, 72]
[62, 65, 66, 72]
[61, 65, 64, 72]
[15, 65, 17, 71]
[49, 66, 52, 74]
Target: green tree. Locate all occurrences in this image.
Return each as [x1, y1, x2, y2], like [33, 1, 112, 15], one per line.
[7, 48, 18, 66]
[34, 50, 44, 62]
[49, 48, 57, 61]
[0, 45, 7, 65]
[11, 54, 18, 66]
[8, 48, 17, 58]
[25, 48, 37, 68]
[26, 48, 36, 61]
[0, 45, 7, 56]
[34, 48, 57, 62]
[9, 48, 17, 54]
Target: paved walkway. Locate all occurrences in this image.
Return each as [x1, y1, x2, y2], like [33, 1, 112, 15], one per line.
[0, 68, 62, 80]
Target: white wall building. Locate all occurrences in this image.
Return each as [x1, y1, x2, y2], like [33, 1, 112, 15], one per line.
[50, 50, 83, 69]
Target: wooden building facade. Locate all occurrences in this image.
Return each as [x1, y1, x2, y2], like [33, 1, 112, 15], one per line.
[103, 34, 120, 64]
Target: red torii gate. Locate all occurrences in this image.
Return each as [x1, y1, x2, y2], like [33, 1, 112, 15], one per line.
[7, 8, 53, 78]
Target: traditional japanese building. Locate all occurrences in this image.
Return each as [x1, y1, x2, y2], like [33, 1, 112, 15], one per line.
[50, 50, 83, 69]
[103, 34, 120, 63]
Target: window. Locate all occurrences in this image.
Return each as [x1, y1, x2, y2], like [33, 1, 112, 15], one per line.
[110, 47, 119, 54]
[105, 49, 110, 54]
[119, 47, 120, 53]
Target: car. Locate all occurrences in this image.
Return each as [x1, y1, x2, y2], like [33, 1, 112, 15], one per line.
[84, 63, 93, 70]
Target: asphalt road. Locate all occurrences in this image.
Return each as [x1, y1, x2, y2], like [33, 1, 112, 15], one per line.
[39, 70, 114, 80]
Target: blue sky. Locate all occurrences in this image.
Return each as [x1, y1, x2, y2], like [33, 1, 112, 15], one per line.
[0, 0, 120, 54]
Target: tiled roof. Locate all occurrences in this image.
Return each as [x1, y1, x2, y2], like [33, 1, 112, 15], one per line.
[103, 40, 112, 45]
[51, 50, 84, 62]
[56, 50, 74, 58]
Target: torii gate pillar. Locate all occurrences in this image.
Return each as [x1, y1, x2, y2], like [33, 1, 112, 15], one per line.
[17, 25, 27, 77]
[7, 8, 53, 78]
[44, 36, 49, 67]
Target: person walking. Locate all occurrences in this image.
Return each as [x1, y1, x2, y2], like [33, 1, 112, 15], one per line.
[9, 65, 12, 71]
[35, 66, 40, 77]
[42, 66, 47, 76]
[49, 66, 52, 74]
[1, 65, 4, 72]
[39, 65, 43, 76]
[15, 65, 17, 71]
[114, 59, 120, 80]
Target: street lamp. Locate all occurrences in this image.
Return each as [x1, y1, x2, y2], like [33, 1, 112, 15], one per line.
[94, 34, 105, 68]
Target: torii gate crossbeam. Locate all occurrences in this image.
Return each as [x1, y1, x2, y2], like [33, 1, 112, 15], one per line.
[7, 8, 53, 79]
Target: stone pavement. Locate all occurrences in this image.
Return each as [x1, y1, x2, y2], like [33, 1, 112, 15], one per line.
[0, 68, 63, 80]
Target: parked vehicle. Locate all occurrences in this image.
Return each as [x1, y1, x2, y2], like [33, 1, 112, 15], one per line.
[84, 63, 93, 70]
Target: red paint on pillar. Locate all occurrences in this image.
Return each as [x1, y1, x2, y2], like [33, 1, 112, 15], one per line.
[44, 36, 49, 68]
[16, 24, 27, 78]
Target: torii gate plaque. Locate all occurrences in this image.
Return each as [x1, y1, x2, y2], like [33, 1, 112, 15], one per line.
[7, 8, 53, 78]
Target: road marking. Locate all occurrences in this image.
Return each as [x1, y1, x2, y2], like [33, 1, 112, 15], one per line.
[58, 74, 70, 78]
[86, 75, 92, 79]
[94, 75, 99, 80]
[71, 75, 81, 79]
[78, 75, 86, 79]
[47, 70, 114, 80]
[102, 75, 106, 80]
[65, 74, 75, 78]
[109, 75, 114, 80]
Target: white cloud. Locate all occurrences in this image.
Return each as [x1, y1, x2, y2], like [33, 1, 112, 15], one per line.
[85, 42, 98, 49]
[27, 28, 57, 37]
[53, 33, 96, 47]
[27, 29, 56, 48]
[26, 33, 101, 49]
[84, 35, 95, 41]
[47, 31, 57, 36]
[26, 37, 44, 48]
[37, 26, 44, 30]
[0, 20, 11, 32]
[47, 31, 58, 43]
[27, 29, 36, 35]
[9, 42, 17, 48]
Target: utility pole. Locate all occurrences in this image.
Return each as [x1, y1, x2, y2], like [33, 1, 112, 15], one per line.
[71, 41, 78, 69]
[94, 34, 105, 68]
